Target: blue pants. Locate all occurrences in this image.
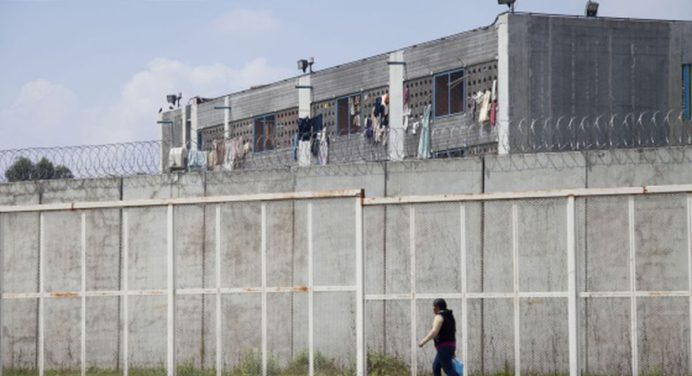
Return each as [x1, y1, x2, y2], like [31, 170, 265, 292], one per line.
[433, 346, 459, 376]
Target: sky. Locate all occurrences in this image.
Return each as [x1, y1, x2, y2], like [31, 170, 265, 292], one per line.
[0, 0, 691, 150]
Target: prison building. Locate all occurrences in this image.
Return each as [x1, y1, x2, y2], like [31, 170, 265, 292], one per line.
[159, 12, 692, 171]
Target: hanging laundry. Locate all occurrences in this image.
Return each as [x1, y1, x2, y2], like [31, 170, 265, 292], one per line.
[478, 90, 492, 124]
[312, 114, 324, 134]
[318, 129, 329, 165]
[372, 107, 382, 143]
[417, 104, 432, 159]
[215, 139, 225, 166]
[403, 105, 412, 133]
[207, 150, 216, 170]
[223, 139, 235, 170]
[310, 135, 320, 157]
[471, 98, 477, 120]
[298, 117, 311, 141]
[372, 95, 389, 143]
[187, 149, 207, 171]
[352, 112, 361, 132]
[374, 117, 384, 143]
[381, 94, 390, 127]
[490, 80, 498, 127]
[168, 147, 187, 170]
[412, 120, 421, 135]
[373, 96, 383, 117]
[298, 140, 311, 167]
[472, 91, 484, 121]
[223, 136, 245, 171]
[403, 87, 412, 133]
[292, 133, 299, 161]
[364, 116, 374, 140]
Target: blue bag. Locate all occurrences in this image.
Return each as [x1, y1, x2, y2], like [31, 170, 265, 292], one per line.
[452, 358, 464, 376]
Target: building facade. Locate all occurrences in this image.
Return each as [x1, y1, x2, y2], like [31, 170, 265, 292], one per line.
[159, 12, 692, 171]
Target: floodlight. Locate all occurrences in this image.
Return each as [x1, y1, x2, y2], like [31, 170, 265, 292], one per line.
[297, 59, 309, 73]
[498, 0, 516, 12]
[585, 0, 599, 17]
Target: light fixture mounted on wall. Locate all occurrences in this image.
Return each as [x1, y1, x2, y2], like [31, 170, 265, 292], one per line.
[297, 57, 315, 73]
[585, 0, 599, 17]
[498, 0, 516, 13]
[166, 92, 182, 108]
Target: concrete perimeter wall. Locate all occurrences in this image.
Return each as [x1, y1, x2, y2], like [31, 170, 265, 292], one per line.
[2, 146, 692, 374]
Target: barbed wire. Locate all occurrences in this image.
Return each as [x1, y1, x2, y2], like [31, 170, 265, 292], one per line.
[1, 111, 690, 184]
[0, 140, 161, 183]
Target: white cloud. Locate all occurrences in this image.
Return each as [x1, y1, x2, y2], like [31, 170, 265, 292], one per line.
[210, 9, 279, 35]
[0, 58, 292, 149]
[598, 0, 692, 20]
[0, 79, 81, 149]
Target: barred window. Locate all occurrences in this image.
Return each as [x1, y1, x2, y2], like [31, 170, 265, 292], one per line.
[253, 114, 276, 152]
[434, 69, 465, 117]
[336, 93, 362, 136]
[684, 64, 691, 121]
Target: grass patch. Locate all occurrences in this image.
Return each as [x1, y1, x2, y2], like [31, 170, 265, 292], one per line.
[366, 352, 409, 376]
[279, 351, 354, 376]
[14, 355, 668, 376]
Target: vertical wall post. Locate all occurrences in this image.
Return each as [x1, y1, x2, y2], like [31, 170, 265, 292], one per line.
[181, 105, 188, 151]
[297, 75, 313, 167]
[223, 96, 231, 140]
[566, 197, 579, 376]
[190, 99, 199, 152]
[688, 194, 692, 375]
[497, 13, 510, 154]
[261, 204, 268, 376]
[215, 206, 222, 376]
[38, 212, 45, 376]
[0, 214, 4, 376]
[122, 211, 129, 376]
[158, 112, 166, 173]
[167, 205, 176, 376]
[81, 213, 87, 376]
[628, 197, 638, 376]
[688, 194, 692, 376]
[307, 203, 314, 376]
[298, 75, 312, 119]
[512, 203, 520, 376]
[460, 204, 469, 369]
[388, 50, 405, 161]
[355, 195, 365, 376]
[410, 206, 417, 376]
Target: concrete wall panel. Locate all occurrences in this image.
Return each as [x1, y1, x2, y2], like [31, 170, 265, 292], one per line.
[581, 297, 632, 375]
[44, 298, 81, 369]
[85, 297, 120, 369]
[634, 194, 688, 291]
[219, 203, 261, 288]
[519, 298, 569, 374]
[128, 296, 166, 368]
[637, 297, 690, 375]
[1, 299, 38, 370]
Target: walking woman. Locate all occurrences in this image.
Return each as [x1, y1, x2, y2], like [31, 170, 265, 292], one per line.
[418, 298, 459, 376]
